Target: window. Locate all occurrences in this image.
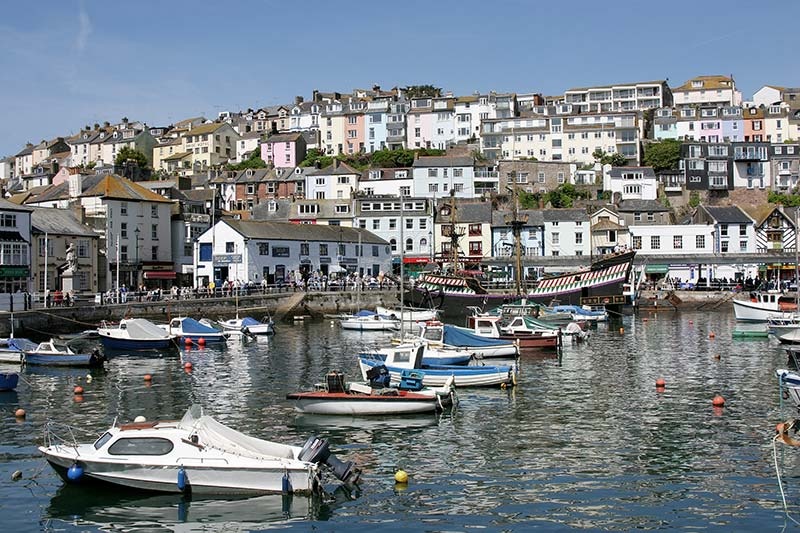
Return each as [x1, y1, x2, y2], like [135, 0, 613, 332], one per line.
[38, 238, 53, 257]
[739, 224, 747, 237]
[720, 224, 728, 237]
[469, 224, 481, 236]
[575, 233, 583, 244]
[389, 219, 397, 230]
[259, 243, 269, 255]
[151, 246, 158, 261]
[246, 184, 255, 195]
[151, 205, 158, 218]
[650, 236, 660, 249]
[300, 242, 309, 256]
[419, 218, 427, 230]
[272, 246, 290, 257]
[552, 232, 559, 244]
[469, 241, 482, 254]
[647, 212, 654, 222]
[151, 224, 158, 240]
[721, 241, 729, 253]
[389, 238, 397, 252]
[318, 243, 328, 256]
[0, 214, 17, 227]
[121, 223, 128, 239]
[120, 202, 128, 215]
[225, 242, 235, 253]
[108, 438, 174, 456]
[429, 183, 439, 193]
[405, 238, 414, 252]
[428, 168, 438, 177]
[372, 245, 379, 257]
[632, 236, 642, 249]
[696, 235, 705, 248]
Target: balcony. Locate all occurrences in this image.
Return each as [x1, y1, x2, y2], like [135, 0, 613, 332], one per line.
[474, 171, 499, 179]
[708, 180, 730, 190]
[734, 148, 767, 161]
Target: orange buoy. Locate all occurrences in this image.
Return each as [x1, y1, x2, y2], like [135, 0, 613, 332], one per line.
[144, 374, 152, 382]
[197, 337, 206, 346]
[73, 394, 84, 403]
[73, 386, 84, 395]
[709, 331, 716, 339]
[688, 320, 693, 324]
[655, 378, 666, 388]
[712, 395, 725, 407]
[184, 337, 192, 345]
[619, 327, 624, 334]
[184, 362, 193, 371]
[14, 408, 25, 419]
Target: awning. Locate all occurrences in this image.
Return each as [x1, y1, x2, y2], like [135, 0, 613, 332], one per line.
[403, 257, 429, 264]
[143, 271, 176, 280]
[645, 264, 669, 274]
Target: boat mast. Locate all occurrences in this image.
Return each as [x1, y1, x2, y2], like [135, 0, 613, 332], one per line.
[505, 183, 527, 296]
[399, 194, 404, 340]
[448, 189, 462, 273]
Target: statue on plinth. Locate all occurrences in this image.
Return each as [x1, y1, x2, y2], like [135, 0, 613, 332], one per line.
[65, 243, 78, 273]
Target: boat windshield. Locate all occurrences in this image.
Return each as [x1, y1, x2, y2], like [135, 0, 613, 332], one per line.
[94, 431, 113, 450]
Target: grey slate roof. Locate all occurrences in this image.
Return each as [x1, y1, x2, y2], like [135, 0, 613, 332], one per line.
[608, 166, 657, 179]
[542, 208, 589, 222]
[491, 209, 545, 227]
[617, 199, 670, 212]
[443, 201, 491, 223]
[307, 162, 360, 176]
[223, 219, 388, 245]
[27, 175, 104, 204]
[264, 132, 304, 144]
[702, 205, 753, 224]
[0, 197, 33, 212]
[31, 207, 96, 236]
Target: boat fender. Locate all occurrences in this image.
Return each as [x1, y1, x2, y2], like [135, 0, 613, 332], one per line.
[282, 470, 292, 494]
[776, 420, 800, 447]
[67, 463, 84, 481]
[177, 466, 187, 491]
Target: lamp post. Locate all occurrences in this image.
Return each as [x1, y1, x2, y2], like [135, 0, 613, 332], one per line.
[134, 227, 140, 290]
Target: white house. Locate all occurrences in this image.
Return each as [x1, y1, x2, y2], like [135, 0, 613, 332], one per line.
[542, 208, 591, 261]
[604, 166, 658, 201]
[194, 219, 392, 287]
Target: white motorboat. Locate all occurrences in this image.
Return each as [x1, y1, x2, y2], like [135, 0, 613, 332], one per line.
[733, 291, 796, 321]
[218, 316, 275, 336]
[417, 320, 519, 358]
[286, 370, 456, 416]
[777, 366, 800, 410]
[159, 317, 229, 344]
[97, 319, 178, 351]
[375, 306, 440, 323]
[776, 327, 800, 344]
[339, 310, 400, 331]
[39, 405, 360, 494]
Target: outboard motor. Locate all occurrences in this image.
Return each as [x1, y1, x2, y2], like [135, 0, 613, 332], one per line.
[366, 364, 391, 388]
[298, 436, 361, 486]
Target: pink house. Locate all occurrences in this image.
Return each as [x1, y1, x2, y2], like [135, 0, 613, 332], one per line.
[260, 132, 307, 169]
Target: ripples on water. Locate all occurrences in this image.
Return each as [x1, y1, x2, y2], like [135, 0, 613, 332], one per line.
[1, 311, 799, 531]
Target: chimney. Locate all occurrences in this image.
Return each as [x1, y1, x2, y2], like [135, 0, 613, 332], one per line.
[372, 84, 381, 92]
[333, 159, 339, 169]
[312, 89, 320, 102]
[295, 95, 304, 105]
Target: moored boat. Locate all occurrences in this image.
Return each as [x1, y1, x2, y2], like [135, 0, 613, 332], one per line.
[286, 370, 456, 416]
[466, 314, 561, 350]
[219, 316, 275, 336]
[339, 310, 400, 332]
[98, 319, 178, 352]
[733, 291, 796, 322]
[418, 320, 519, 358]
[160, 317, 229, 344]
[375, 306, 440, 323]
[39, 405, 361, 494]
[23, 340, 105, 367]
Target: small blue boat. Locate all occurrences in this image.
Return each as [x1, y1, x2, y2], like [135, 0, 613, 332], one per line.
[0, 372, 19, 391]
[23, 340, 105, 367]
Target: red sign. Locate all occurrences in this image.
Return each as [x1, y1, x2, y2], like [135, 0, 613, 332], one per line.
[403, 257, 430, 264]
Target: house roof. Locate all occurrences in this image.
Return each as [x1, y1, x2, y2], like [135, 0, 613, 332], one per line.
[700, 205, 752, 224]
[31, 207, 96, 236]
[183, 123, 229, 136]
[264, 132, 304, 144]
[0, 197, 33, 212]
[491, 209, 544, 227]
[565, 80, 666, 92]
[608, 166, 657, 179]
[592, 219, 625, 231]
[308, 162, 361, 176]
[674, 75, 735, 92]
[617, 199, 670, 212]
[439, 201, 491, 224]
[81, 175, 174, 203]
[222, 219, 388, 244]
[162, 151, 192, 162]
[542, 208, 589, 222]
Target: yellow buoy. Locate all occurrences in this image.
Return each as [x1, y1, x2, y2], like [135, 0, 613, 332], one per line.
[394, 469, 408, 484]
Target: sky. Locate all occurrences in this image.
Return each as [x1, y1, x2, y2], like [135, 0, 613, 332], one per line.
[2, 0, 799, 158]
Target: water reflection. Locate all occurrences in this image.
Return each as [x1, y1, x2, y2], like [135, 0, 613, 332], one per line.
[44, 483, 353, 530]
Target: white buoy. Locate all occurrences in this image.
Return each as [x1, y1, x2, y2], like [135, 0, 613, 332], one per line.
[134, 416, 147, 423]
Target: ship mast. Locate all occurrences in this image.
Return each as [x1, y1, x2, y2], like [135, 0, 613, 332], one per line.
[505, 183, 528, 296]
[447, 189, 463, 273]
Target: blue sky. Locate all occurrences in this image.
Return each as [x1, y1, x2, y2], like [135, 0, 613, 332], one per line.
[2, 0, 799, 158]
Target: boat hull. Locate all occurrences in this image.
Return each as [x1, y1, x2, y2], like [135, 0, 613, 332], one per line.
[99, 336, 176, 351]
[777, 369, 800, 409]
[24, 353, 103, 367]
[42, 454, 319, 495]
[0, 372, 18, 391]
[286, 391, 450, 415]
[733, 299, 782, 322]
[340, 319, 399, 331]
[358, 357, 515, 388]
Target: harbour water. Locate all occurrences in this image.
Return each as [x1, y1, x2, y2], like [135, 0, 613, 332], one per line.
[2, 310, 800, 531]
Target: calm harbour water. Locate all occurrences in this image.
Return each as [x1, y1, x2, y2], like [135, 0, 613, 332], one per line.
[2, 310, 800, 531]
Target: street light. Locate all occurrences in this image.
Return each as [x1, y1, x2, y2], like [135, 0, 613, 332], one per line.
[134, 227, 140, 290]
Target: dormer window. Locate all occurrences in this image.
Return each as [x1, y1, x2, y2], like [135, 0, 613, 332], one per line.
[691, 80, 704, 88]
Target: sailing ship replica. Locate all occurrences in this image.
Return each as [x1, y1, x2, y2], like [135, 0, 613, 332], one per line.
[406, 190, 636, 320]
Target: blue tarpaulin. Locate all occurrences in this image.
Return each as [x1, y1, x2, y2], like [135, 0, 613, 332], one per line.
[443, 324, 513, 347]
[179, 318, 222, 334]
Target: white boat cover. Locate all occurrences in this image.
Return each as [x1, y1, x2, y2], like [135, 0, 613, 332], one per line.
[121, 319, 171, 339]
[178, 406, 296, 460]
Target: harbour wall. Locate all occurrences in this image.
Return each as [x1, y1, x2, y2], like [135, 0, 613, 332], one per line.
[0, 290, 403, 338]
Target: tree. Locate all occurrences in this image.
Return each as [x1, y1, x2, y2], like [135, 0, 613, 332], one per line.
[299, 148, 334, 168]
[226, 149, 267, 171]
[643, 139, 681, 172]
[114, 146, 149, 169]
[370, 148, 415, 168]
[404, 85, 442, 98]
[592, 149, 627, 167]
[688, 191, 701, 208]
